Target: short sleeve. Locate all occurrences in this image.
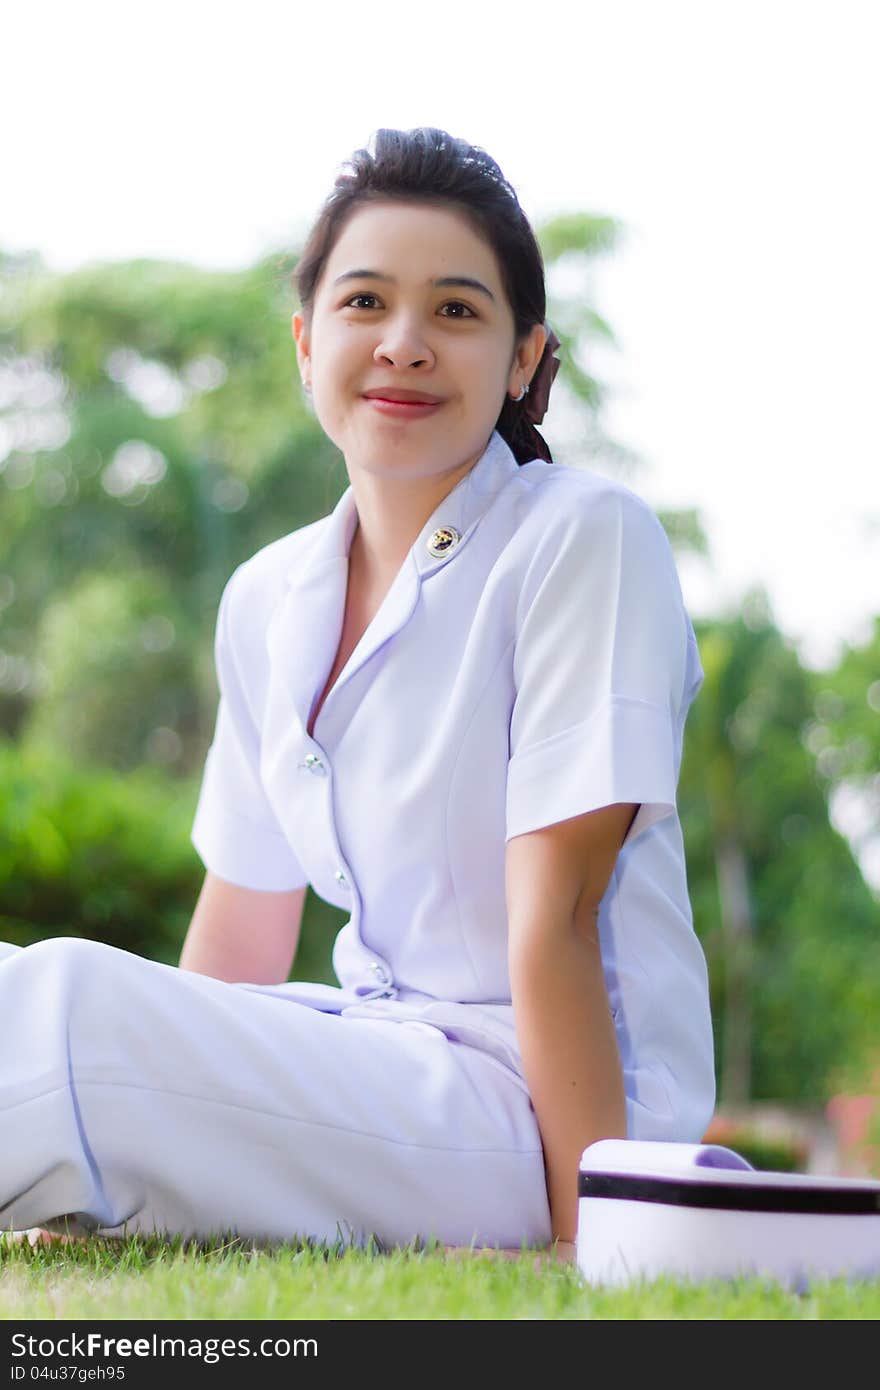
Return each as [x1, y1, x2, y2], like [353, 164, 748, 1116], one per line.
[505, 487, 692, 849]
[190, 570, 310, 892]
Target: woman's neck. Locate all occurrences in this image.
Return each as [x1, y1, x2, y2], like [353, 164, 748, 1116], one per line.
[345, 450, 478, 587]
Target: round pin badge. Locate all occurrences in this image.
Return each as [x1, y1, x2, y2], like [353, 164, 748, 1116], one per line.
[426, 526, 461, 558]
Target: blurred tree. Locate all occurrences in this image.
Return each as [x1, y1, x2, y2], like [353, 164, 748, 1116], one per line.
[680, 586, 880, 1104]
[0, 248, 340, 767]
[23, 568, 199, 772]
[806, 615, 880, 903]
[820, 615, 880, 772]
[538, 211, 710, 559]
[0, 733, 340, 986]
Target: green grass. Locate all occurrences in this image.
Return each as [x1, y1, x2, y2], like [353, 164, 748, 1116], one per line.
[2, 1232, 880, 1319]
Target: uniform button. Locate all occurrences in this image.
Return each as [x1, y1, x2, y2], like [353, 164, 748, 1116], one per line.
[334, 868, 349, 889]
[301, 752, 327, 775]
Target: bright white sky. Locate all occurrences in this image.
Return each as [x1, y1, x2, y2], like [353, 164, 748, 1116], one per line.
[4, 0, 878, 675]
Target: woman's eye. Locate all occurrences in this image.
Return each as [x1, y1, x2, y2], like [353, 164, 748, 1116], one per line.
[342, 295, 475, 318]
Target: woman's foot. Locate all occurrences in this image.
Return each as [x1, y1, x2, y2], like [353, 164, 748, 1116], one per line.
[3, 1227, 76, 1248]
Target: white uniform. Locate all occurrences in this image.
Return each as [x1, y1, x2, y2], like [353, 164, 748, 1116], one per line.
[0, 429, 714, 1250]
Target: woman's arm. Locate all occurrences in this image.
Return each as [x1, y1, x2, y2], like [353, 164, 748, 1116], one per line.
[179, 869, 307, 985]
[505, 802, 637, 1243]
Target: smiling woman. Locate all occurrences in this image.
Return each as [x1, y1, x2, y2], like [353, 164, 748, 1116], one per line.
[291, 198, 547, 517]
[0, 128, 713, 1262]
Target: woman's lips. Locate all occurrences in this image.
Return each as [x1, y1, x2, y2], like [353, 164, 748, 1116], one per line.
[363, 396, 445, 419]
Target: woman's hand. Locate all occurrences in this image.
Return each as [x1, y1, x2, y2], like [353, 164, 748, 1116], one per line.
[441, 1239, 576, 1269]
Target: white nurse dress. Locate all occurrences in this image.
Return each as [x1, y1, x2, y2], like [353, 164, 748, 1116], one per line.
[0, 429, 714, 1251]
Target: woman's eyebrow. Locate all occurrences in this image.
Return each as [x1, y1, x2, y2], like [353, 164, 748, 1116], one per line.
[333, 269, 495, 302]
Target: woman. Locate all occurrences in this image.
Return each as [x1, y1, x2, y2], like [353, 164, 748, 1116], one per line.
[1, 128, 714, 1261]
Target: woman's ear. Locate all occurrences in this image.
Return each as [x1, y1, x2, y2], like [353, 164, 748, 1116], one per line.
[508, 322, 548, 396]
[291, 313, 311, 391]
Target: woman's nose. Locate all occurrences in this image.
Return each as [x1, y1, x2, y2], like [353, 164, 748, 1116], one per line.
[373, 317, 435, 370]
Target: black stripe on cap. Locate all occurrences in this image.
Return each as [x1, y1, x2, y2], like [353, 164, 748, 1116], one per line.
[578, 1172, 880, 1215]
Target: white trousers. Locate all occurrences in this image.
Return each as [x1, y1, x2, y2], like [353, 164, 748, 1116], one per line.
[0, 937, 552, 1250]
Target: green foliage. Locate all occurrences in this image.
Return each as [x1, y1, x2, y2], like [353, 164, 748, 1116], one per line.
[679, 591, 880, 1105]
[537, 217, 621, 426]
[0, 735, 202, 962]
[23, 567, 202, 773]
[706, 1124, 810, 1172]
[819, 613, 880, 774]
[0, 735, 344, 980]
[736, 1136, 807, 1173]
[655, 505, 711, 559]
[0, 249, 344, 762]
[537, 212, 624, 263]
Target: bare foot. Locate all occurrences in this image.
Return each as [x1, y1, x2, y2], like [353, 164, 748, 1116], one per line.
[2, 1225, 126, 1248]
[4, 1227, 77, 1248]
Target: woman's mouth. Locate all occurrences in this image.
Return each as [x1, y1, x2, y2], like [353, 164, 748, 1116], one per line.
[362, 396, 445, 419]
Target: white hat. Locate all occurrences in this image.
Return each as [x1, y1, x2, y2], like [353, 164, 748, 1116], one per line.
[577, 1139, 880, 1290]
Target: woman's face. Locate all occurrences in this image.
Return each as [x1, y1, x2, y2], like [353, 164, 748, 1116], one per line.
[292, 200, 545, 483]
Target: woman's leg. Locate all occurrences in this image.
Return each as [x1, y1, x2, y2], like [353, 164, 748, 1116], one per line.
[0, 936, 551, 1250]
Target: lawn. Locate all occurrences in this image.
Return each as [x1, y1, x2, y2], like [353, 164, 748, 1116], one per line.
[2, 1232, 880, 1319]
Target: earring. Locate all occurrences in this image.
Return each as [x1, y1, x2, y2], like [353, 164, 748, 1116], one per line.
[512, 382, 529, 403]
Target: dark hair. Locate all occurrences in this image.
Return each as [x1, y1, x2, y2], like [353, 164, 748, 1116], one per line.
[292, 127, 554, 465]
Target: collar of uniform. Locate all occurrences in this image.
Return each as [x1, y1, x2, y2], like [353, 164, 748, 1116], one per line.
[283, 427, 520, 584]
[264, 430, 520, 745]
[413, 427, 520, 578]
